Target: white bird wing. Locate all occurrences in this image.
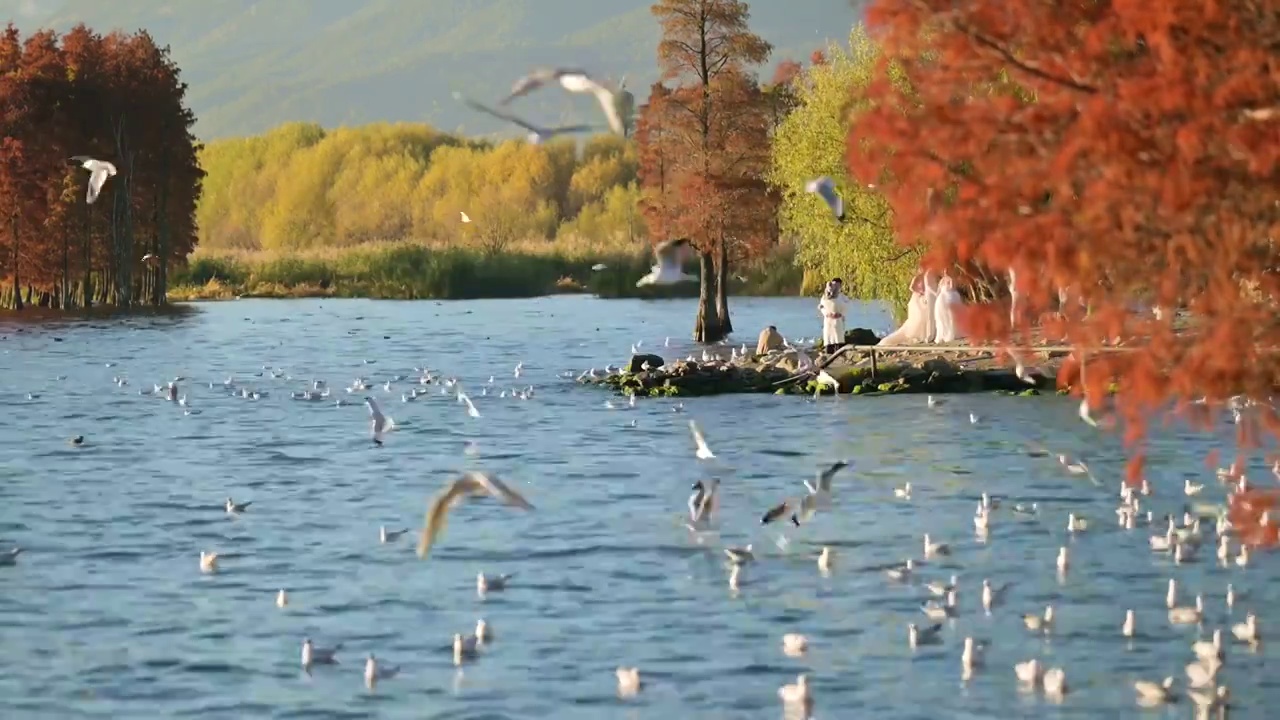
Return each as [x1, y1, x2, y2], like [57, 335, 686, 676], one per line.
[805, 177, 844, 220]
[502, 69, 559, 104]
[454, 92, 544, 133]
[417, 479, 473, 558]
[688, 419, 714, 458]
[87, 166, 114, 204]
[816, 461, 848, 491]
[463, 471, 535, 509]
[587, 82, 624, 135]
[366, 398, 393, 434]
[654, 238, 691, 271]
[458, 391, 481, 417]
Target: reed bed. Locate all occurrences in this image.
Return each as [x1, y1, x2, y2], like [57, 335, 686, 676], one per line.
[168, 239, 804, 301]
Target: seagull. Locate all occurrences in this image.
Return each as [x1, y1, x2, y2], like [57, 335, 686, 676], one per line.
[379, 526, 408, 544]
[364, 654, 399, 689]
[616, 666, 642, 697]
[302, 638, 341, 668]
[637, 238, 696, 287]
[688, 479, 720, 527]
[477, 572, 514, 595]
[908, 622, 943, 648]
[417, 471, 535, 558]
[805, 177, 844, 221]
[689, 420, 715, 460]
[592, 263, 608, 271]
[69, 156, 117, 204]
[0, 547, 22, 566]
[501, 68, 625, 135]
[454, 92, 597, 144]
[364, 397, 393, 444]
[225, 497, 250, 514]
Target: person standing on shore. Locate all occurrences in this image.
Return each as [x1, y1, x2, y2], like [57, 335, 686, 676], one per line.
[818, 278, 851, 355]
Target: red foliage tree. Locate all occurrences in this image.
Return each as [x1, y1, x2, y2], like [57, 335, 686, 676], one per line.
[638, 0, 773, 342]
[0, 23, 203, 310]
[847, 2, 1280, 507]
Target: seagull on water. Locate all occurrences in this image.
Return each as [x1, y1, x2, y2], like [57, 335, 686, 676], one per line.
[364, 397, 394, 444]
[417, 471, 535, 558]
[501, 68, 626, 135]
[69, 156, 117, 204]
[301, 638, 341, 668]
[805, 177, 844, 221]
[637, 238, 696, 287]
[364, 654, 399, 689]
[379, 526, 408, 544]
[689, 419, 716, 460]
[225, 497, 251, 514]
[455, 92, 597, 144]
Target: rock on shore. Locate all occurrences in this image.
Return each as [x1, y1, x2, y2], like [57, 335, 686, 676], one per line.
[579, 341, 1067, 399]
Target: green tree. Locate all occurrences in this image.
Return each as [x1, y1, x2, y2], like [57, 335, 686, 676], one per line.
[769, 24, 918, 319]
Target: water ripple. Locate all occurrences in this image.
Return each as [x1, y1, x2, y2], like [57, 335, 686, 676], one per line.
[0, 297, 1274, 719]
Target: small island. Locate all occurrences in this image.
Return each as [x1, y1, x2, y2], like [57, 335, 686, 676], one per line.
[583, 328, 1072, 399]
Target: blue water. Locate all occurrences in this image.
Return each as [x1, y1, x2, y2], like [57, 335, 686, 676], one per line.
[0, 296, 1273, 719]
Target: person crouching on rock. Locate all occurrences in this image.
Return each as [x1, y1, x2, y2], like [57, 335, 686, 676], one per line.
[756, 325, 783, 355]
[818, 278, 851, 355]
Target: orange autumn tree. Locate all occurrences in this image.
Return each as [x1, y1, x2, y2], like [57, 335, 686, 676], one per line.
[639, 0, 774, 342]
[0, 24, 202, 310]
[849, 1, 1280, 520]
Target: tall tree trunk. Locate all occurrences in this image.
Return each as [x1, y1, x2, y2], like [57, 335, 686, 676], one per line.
[714, 237, 732, 336]
[10, 214, 21, 311]
[82, 202, 93, 310]
[61, 231, 69, 309]
[693, 250, 726, 342]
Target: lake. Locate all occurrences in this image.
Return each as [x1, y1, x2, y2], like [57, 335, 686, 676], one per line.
[0, 296, 1272, 719]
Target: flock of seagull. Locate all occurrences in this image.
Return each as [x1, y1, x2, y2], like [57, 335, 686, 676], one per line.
[3, 312, 1274, 716]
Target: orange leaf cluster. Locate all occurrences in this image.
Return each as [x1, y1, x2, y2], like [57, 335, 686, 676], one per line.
[847, 0, 1280, 477]
[0, 24, 203, 309]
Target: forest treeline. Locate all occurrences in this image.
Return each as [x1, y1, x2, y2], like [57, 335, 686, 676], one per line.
[196, 124, 645, 254]
[0, 24, 202, 310]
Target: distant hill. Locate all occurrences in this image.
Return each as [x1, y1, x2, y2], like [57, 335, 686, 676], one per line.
[1, 0, 860, 140]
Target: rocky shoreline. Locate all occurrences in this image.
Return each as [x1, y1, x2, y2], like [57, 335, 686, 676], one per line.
[580, 333, 1072, 399]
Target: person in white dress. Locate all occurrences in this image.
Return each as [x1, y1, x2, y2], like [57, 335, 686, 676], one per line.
[879, 272, 931, 346]
[933, 274, 965, 343]
[817, 278, 851, 354]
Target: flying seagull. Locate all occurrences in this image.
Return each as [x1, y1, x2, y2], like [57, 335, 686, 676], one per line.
[688, 419, 716, 460]
[69, 156, 117, 205]
[454, 92, 596, 145]
[417, 471, 535, 558]
[364, 397, 393, 444]
[805, 177, 844, 222]
[501, 68, 626, 135]
[636, 238, 696, 287]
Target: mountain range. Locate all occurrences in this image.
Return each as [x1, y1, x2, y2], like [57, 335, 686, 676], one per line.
[2, 0, 859, 140]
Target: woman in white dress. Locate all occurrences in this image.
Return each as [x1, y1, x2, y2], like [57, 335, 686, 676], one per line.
[933, 274, 965, 343]
[878, 272, 931, 346]
[817, 278, 851, 354]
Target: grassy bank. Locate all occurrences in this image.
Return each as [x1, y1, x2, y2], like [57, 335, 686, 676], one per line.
[168, 239, 805, 302]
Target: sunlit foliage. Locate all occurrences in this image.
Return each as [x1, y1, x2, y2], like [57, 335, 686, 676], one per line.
[197, 124, 647, 256]
[770, 25, 918, 319]
[0, 24, 203, 309]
